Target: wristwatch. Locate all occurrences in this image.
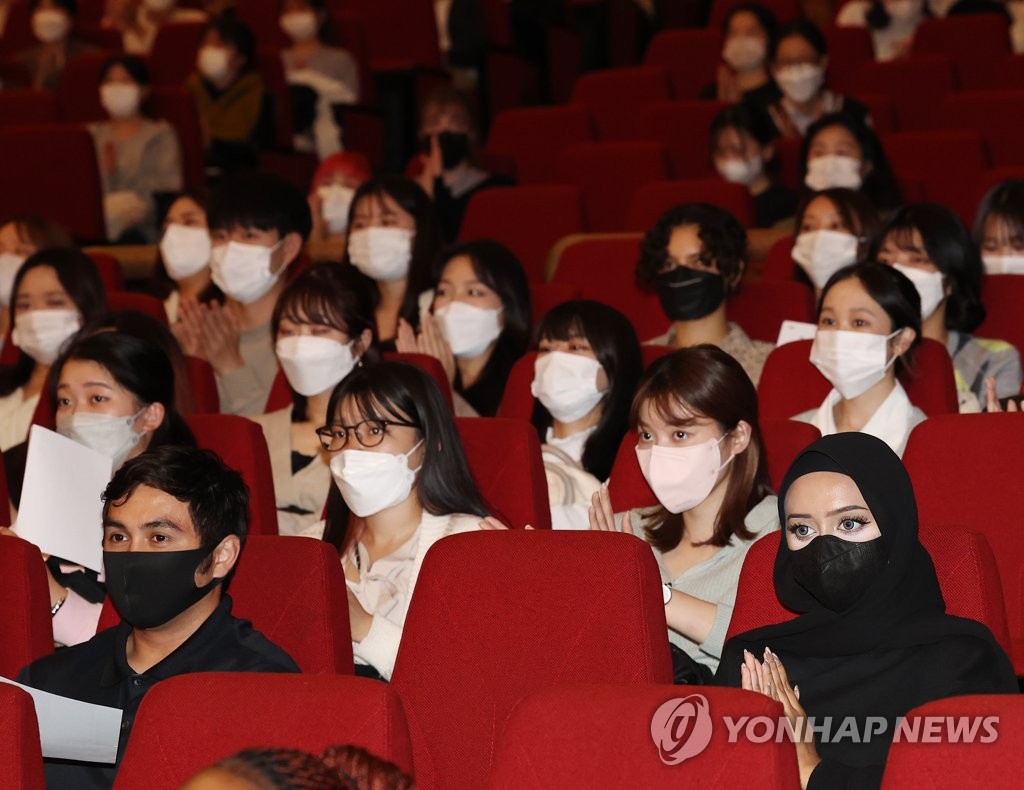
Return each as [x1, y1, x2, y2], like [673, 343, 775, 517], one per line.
[663, 583, 673, 606]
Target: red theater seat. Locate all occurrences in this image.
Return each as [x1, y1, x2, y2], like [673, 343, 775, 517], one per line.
[569, 65, 671, 140]
[149, 86, 206, 190]
[485, 105, 594, 184]
[638, 100, 729, 179]
[0, 90, 58, 128]
[56, 50, 114, 123]
[642, 27, 721, 99]
[727, 280, 815, 343]
[823, 24, 874, 96]
[0, 684, 45, 790]
[910, 14, 1012, 90]
[626, 179, 753, 231]
[106, 292, 168, 325]
[148, 20, 206, 86]
[936, 90, 1024, 169]
[853, 56, 955, 131]
[0, 536, 54, 678]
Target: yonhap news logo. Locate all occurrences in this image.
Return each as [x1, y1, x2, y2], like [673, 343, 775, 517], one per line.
[650, 693, 1000, 766]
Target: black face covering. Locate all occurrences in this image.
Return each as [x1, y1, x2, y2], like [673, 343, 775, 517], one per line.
[421, 131, 470, 170]
[104, 547, 222, 629]
[790, 535, 887, 612]
[655, 267, 725, 322]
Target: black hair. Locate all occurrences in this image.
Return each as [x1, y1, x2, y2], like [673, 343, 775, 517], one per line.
[321, 361, 490, 553]
[271, 262, 380, 421]
[207, 170, 313, 242]
[103, 445, 250, 557]
[0, 248, 107, 396]
[98, 54, 150, 86]
[636, 203, 748, 292]
[50, 331, 197, 450]
[974, 179, 1024, 251]
[709, 102, 780, 180]
[800, 113, 902, 211]
[870, 203, 986, 333]
[532, 300, 643, 481]
[213, 748, 342, 789]
[721, 2, 778, 40]
[420, 83, 481, 152]
[434, 240, 531, 417]
[0, 215, 73, 250]
[769, 17, 827, 61]
[341, 176, 442, 330]
[31, 0, 76, 15]
[818, 262, 923, 373]
[204, 13, 256, 71]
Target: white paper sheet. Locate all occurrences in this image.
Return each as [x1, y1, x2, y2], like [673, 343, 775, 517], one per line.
[13, 425, 112, 572]
[0, 676, 122, 763]
[776, 320, 819, 347]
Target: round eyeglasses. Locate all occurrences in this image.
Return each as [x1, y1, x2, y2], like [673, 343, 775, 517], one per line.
[315, 418, 418, 452]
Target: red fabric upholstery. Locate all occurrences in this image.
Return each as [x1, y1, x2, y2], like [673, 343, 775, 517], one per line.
[0, 1, 34, 55]
[978, 274, 1024, 357]
[0, 125, 106, 242]
[772, 135, 803, 191]
[726, 525, 1012, 656]
[528, 281, 581, 328]
[882, 130, 990, 224]
[993, 51, 1024, 89]
[760, 234, 796, 283]
[855, 91, 898, 134]
[485, 106, 594, 184]
[184, 414, 278, 537]
[348, 0, 440, 70]
[822, 25, 874, 96]
[149, 86, 206, 190]
[455, 417, 550, 530]
[86, 252, 125, 292]
[903, 414, 1024, 670]
[937, 90, 1024, 169]
[557, 141, 669, 231]
[491, 684, 798, 788]
[0, 90, 58, 127]
[607, 431, 657, 512]
[390, 530, 674, 790]
[115, 673, 408, 789]
[99, 535, 353, 674]
[0, 536, 54, 678]
[642, 28, 721, 99]
[881, 694, 1024, 788]
[147, 21, 206, 86]
[182, 356, 220, 415]
[727, 280, 815, 343]
[638, 100, 729, 178]
[56, 50, 114, 123]
[459, 185, 585, 282]
[760, 419, 822, 492]
[0, 449, 8, 527]
[709, 0, 801, 25]
[910, 15, 1012, 90]
[106, 291, 168, 326]
[626, 179, 753, 231]
[756, 338, 959, 421]
[853, 56, 955, 131]
[233, 0, 288, 52]
[568, 65, 671, 140]
[0, 684, 45, 790]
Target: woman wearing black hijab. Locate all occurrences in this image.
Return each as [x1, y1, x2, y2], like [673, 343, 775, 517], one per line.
[716, 432, 1017, 789]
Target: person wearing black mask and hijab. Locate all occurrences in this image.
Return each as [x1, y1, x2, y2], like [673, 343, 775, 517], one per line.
[637, 203, 772, 385]
[716, 433, 1017, 790]
[413, 84, 513, 242]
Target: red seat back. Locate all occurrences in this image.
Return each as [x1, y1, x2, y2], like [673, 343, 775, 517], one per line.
[485, 106, 594, 184]
[0, 1, 34, 56]
[910, 15, 1012, 90]
[0, 536, 54, 678]
[852, 56, 955, 131]
[0, 684, 45, 790]
[0, 90, 58, 128]
[56, 50, 113, 123]
[760, 234, 797, 283]
[106, 291, 168, 325]
[823, 24, 874, 96]
[348, 0, 440, 70]
[115, 673, 410, 790]
[181, 355, 220, 415]
[642, 28, 721, 99]
[937, 90, 1024, 169]
[569, 65, 671, 140]
[708, 0, 801, 25]
[148, 20, 206, 86]
[626, 178, 753, 231]
[86, 252, 125, 291]
[528, 281, 581, 329]
[149, 86, 206, 190]
[455, 417, 550, 530]
[558, 141, 669, 231]
[391, 530, 673, 790]
[458, 185, 585, 282]
[978, 274, 1024, 356]
[638, 100, 729, 178]
[491, 685, 798, 788]
[727, 280, 815, 343]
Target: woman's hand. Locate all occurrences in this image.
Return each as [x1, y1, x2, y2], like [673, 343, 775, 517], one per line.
[742, 648, 821, 789]
[179, 300, 245, 375]
[346, 587, 372, 642]
[412, 313, 457, 385]
[985, 377, 1020, 413]
[394, 317, 419, 354]
[479, 516, 534, 530]
[588, 483, 636, 534]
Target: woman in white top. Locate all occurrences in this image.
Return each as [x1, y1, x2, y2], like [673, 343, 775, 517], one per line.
[590, 346, 780, 679]
[794, 262, 925, 456]
[252, 262, 376, 536]
[836, 0, 927, 61]
[152, 191, 212, 325]
[531, 300, 642, 531]
[318, 360, 490, 680]
[0, 249, 106, 454]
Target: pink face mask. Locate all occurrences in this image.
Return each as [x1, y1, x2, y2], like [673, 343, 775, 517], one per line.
[635, 435, 733, 514]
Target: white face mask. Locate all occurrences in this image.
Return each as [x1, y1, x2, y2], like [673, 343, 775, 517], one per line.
[318, 184, 356, 234]
[434, 301, 502, 359]
[0, 252, 26, 308]
[715, 154, 762, 186]
[280, 10, 318, 42]
[197, 46, 231, 82]
[886, 0, 923, 22]
[100, 83, 141, 120]
[347, 227, 414, 282]
[210, 240, 285, 304]
[805, 154, 863, 191]
[810, 328, 901, 400]
[11, 309, 81, 365]
[635, 435, 733, 514]
[982, 254, 1024, 275]
[57, 409, 145, 470]
[723, 35, 767, 73]
[531, 351, 606, 424]
[792, 230, 859, 290]
[32, 9, 70, 44]
[891, 263, 945, 320]
[329, 439, 423, 518]
[160, 223, 211, 281]
[774, 63, 825, 103]
[276, 335, 358, 397]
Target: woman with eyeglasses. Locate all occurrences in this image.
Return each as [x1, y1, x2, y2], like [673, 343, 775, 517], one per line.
[314, 360, 490, 680]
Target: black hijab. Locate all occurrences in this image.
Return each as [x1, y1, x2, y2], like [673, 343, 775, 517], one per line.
[716, 433, 1016, 788]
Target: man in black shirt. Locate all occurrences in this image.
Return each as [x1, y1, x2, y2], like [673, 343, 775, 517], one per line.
[18, 446, 299, 789]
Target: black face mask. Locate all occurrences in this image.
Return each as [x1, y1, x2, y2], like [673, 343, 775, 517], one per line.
[104, 547, 222, 629]
[421, 131, 470, 170]
[655, 267, 725, 322]
[790, 535, 887, 612]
